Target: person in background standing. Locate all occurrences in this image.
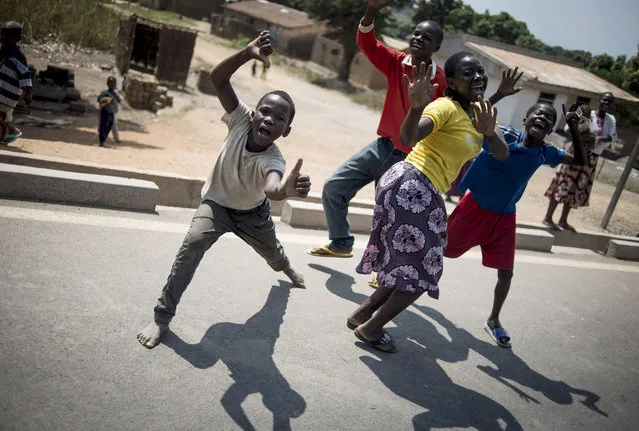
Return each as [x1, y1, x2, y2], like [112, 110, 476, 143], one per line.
[542, 92, 616, 231]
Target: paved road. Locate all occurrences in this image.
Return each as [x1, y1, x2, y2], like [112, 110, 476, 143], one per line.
[1, 199, 638, 430]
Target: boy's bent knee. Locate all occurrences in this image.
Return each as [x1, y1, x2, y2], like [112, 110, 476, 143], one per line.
[497, 269, 513, 280]
[185, 232, 212, 253]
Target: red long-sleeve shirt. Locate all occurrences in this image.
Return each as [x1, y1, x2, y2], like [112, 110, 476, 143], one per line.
[357, 23, 447, 154]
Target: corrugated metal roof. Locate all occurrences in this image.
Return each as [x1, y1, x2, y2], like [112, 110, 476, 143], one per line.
[223, 0, 318, 29]
[465, 40, 638, 102]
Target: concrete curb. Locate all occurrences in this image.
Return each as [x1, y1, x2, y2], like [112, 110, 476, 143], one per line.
[3, 151, 637, 255]
[515, 222, 639, 253]
[0, 150, 203, 209]
[0, 163, 158, 212]
[605, 239, 639, 261]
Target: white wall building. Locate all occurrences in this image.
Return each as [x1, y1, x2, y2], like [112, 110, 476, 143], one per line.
[434, 34, 638, 133]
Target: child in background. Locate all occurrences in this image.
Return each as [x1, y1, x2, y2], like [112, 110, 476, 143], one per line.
[445, 102, 586, 348]
[137, 31, 311, 349]
[0, 21, 29, 144]
[96, 76, 121, 148]
[348, 53, 509, 353]
[0, 22, 31, 144]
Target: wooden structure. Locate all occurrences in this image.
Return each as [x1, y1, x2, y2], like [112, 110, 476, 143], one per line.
[116, 15, 197, 87]
[211, 1, 325, 60]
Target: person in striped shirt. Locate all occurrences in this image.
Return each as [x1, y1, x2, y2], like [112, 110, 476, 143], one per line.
[0, 21, 31, 143]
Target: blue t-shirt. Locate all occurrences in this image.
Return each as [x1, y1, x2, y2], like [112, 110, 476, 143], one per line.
[97, 89, 119, 114]
[460, 125, 566, 214]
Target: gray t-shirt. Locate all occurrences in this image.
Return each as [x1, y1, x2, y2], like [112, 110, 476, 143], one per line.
[201, 101, 286, 210]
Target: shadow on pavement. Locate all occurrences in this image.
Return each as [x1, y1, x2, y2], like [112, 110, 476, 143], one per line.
[309, 263, 607, 429]
[416, 305, 608, 418]
[162, 281, 306, 430]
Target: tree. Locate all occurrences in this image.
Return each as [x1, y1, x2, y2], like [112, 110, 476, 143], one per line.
[564, 50, 592, 67]
[303, 0, 409, 82]
[413, 0, 463, 26]
[589, 53, 614, 71]
[470, 9, 494, 39]
[445, 5, 476, 33]
[515, 34, 545, 52]
[588, 54, 623, 87]
[622, 53, 639, 94]
[612, 55, 627, 72]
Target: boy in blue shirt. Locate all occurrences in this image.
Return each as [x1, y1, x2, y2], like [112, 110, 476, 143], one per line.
[96, 76, 121, 147]
[445, 102, 585, 348]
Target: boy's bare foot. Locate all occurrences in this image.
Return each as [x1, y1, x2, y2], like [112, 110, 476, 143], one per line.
[137, 322, 168, 349]
[283, 266, 306, 288]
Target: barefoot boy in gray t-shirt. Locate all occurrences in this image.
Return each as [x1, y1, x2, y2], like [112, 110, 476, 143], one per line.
[138, 31, 311, 349]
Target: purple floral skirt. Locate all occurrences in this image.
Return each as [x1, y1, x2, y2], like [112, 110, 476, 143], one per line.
[356, 161, 447, 299]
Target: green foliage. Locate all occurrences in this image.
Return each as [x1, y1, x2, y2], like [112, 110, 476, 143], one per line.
[0, 0, 118, 50]
[115, 3, 197, 25]
[301, 0, 410, 81]
[230, 35, 251, 50]
[349, 89, 386, 111]
[310, 74, 328, 87]
[413, 0, 463, 25]
[515, 34, 545, 52]
[412, 0, 639, 98]
[622, 55, 639, 94]
[445, 6, 475, 33]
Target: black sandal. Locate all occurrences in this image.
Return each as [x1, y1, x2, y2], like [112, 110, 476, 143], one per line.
[354, 328, 398, 353]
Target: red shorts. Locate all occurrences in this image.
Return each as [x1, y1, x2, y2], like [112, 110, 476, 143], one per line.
[445, 193, 516, 270]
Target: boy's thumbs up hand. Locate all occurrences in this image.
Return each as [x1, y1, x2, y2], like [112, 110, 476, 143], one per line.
[284, 158, 311, 198]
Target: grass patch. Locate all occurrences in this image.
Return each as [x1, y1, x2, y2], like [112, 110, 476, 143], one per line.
[230, 35, 251, 50]
[310, 74, 328, 87]
[113, 2, 197, 26]
[348, 90, 385, 112]
[1, 0, 118, 50]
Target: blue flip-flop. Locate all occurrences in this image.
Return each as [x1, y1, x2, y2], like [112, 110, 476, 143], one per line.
[484, 324, 512, 349]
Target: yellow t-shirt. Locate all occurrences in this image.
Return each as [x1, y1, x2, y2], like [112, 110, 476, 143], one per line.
[405, 97, 484, 193]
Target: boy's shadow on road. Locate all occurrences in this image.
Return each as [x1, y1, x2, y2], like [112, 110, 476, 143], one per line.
[309, 263, 607, 430]
[162, 281, 306, 431]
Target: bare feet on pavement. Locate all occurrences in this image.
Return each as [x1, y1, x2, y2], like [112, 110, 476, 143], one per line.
[137, 322, 168, 349]
[283, 266, 306, 288]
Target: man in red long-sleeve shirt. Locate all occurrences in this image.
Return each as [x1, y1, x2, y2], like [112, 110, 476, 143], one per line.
[308, 0, 447, 257]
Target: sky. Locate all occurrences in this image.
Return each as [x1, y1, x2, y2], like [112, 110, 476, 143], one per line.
[462, 0, 639, 58]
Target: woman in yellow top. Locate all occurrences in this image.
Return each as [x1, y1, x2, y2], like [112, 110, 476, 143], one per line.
[349, 52, 510, 353]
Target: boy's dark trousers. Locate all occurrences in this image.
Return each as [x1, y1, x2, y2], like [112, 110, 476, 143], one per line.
[99, 109, 114, 144]
[154, 199, 289, 324]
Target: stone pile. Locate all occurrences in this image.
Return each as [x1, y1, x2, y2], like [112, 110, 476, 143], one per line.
[123, 71, 173, 111]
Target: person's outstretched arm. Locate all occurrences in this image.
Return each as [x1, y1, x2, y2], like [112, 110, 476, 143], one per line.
[488, 67, 524, 106]
[399, 62, 439, 147]
[472, 98, 509, 160]
[561, 104, 587, 166]
[264, 158, 311, 201]
[211, 30, 272, 114]
[357, 0, 397, 75]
